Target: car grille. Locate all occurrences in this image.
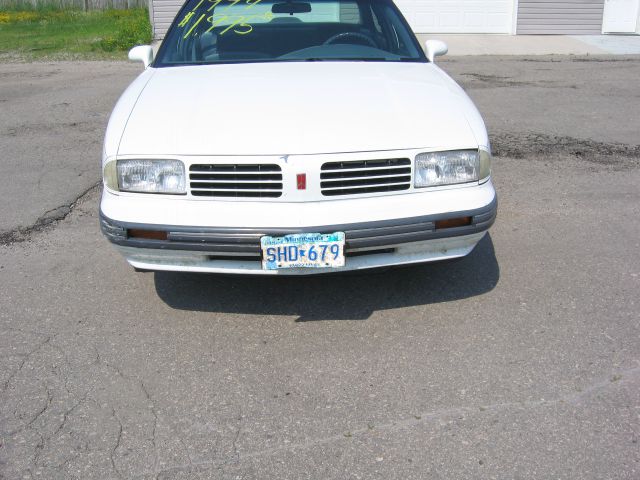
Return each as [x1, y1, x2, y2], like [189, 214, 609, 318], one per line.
[189, 164, 283, 198]
[320, 158, 412, 197]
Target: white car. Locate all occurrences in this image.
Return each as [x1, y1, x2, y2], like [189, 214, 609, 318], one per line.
[100, 0, 497, 275]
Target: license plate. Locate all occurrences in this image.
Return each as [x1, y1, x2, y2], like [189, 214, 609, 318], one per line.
[261, 232, 345, 270]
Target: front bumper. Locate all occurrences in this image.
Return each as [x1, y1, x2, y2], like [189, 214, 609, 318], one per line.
[100, 182, 497, 274]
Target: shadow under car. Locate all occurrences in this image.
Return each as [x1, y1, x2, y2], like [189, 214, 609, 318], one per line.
[153, 234, 499, 322]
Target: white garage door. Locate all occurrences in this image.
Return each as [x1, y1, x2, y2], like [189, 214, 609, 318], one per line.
[517, 0, 605, 34]
[395, 0, 514, 33]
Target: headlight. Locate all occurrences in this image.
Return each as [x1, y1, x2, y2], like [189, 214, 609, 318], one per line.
[415, 149, 489, 188]
[104, 159, 186, 194]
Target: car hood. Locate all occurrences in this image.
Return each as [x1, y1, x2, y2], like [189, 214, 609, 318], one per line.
[117, 62, 481, 156]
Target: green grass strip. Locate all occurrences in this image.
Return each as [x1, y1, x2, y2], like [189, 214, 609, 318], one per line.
[0, 8, 152, 60]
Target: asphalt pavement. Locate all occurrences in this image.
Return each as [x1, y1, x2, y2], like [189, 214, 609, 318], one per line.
[1, 56, 639, 479]
[0, 61, 139, 237]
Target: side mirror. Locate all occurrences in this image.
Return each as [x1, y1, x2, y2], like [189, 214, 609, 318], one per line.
[128, 45, 154, 69]
[424, 40, 448, 63]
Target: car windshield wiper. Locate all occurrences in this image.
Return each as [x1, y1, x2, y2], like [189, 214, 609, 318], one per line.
[296, 57, 392, 62]
[300, 57, 423, 62]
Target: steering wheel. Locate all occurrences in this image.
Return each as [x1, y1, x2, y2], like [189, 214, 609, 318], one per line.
[323, 32, 377, 48]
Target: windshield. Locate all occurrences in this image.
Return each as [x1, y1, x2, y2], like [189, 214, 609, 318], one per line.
[155, 0, 426, 66]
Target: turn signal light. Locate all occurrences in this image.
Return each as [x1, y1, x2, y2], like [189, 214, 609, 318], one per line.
[435, 217, 472, 230]
[128, 229, 168, 240]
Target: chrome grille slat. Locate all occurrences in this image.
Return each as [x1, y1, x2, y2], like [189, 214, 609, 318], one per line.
[321, 179, 411, 190]
[322, 184, 409, 197]
[321, 167, 411, 180]
[190, 184, 282, 190]
[320, 158, 411, 197]
[189, 164, 283, 198]
[189, 174, 283, 181]
[322, 169, 411, 184]
[191, 186, 281, 193]
[190, 164, 281, 172]
[320, 165, 411, 174]
[191, 191, 282, 198]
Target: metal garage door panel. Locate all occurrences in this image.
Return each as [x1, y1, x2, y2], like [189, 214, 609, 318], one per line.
[150, 0, 184, 38]
[395, 0, 514, 34]
[517, 0, 605, 34]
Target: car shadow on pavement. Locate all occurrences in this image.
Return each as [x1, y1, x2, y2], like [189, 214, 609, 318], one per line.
[154, 234, 499, 321]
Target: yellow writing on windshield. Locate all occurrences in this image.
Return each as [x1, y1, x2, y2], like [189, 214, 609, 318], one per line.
[179, 0, 269, 38]
[183, 13, 207, 38]
[178, 11, 196, 27]
[206, 11, 273, 35]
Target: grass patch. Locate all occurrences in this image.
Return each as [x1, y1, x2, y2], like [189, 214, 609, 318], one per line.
[0, 7, 152, 60]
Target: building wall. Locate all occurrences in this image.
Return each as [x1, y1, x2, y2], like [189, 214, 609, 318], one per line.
[150, 0, 634, 39]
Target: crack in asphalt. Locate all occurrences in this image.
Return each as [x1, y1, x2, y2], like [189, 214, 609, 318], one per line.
[141, 381, 161, 480]
[1, 335, 53, 396]
[176, 430, 194, 469]
[230, 405, 243, 466]
[460, 73, 575, 89]
[462, 73, 536, 87]
[0, 132, 637, 248]
[32, 427, 46, 470]
[52, 390, 89, 437]
[48, 341, 75, 398]
[3, 120, 96, 137]
[491, 133, 640, 165]
[110, 407, 124, 480]
[132, 362, 640, 478]
[571, 57, 640, 63]
[86, 348, 168, 479]
[50, 451, 81, 477]
[9, 386, 54, 437]
[0, 181, 100, 246]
